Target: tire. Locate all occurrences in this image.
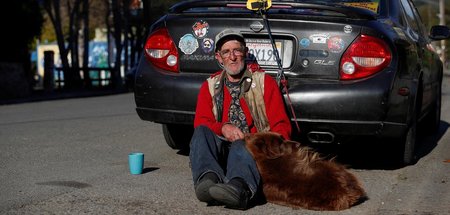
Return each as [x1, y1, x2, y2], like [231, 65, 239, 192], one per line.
[162, 124, 193, 150]
[401, 81, 422, 166]
[422, 83, 441, 134]
[402, 115, 417, 165]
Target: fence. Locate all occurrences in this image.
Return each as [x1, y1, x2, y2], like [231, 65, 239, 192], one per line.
[43, 51, 115, 91]
[53, 67, 113, 89]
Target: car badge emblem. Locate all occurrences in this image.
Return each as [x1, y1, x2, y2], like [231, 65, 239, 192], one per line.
[250, 21, 264, 32]
[314, 60, 335, 66]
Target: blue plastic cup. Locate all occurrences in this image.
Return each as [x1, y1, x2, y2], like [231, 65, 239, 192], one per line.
[128, 152, 144, 175]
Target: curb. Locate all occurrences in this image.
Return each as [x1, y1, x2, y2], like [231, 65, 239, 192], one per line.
[0, 88, 130, 105]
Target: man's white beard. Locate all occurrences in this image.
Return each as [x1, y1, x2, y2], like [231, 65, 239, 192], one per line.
[224, 63, 245, 77]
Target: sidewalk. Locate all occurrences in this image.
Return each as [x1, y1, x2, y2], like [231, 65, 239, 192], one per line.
[0, 87, 130, 105]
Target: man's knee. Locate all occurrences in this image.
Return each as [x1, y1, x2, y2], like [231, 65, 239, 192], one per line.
[191, 125, 215, 148]
[230, 140, 246, 151]
[193, 125, 212, 136]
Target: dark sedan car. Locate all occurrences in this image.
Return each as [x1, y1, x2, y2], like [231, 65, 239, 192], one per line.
[134, 0, 450, 165]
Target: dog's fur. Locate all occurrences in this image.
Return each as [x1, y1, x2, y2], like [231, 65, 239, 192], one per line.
[244, 132, 367, 211]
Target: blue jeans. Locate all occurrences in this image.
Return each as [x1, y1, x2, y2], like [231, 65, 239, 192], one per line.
[189, 126, 260, 198]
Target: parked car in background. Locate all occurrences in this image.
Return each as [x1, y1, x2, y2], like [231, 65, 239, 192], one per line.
[134, 0, 450, 165]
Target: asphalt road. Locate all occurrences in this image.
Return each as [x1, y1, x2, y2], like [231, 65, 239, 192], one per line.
[1, 76, 450, 214]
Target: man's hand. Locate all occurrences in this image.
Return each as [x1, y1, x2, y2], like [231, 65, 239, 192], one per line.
[221, 123, 245, 142]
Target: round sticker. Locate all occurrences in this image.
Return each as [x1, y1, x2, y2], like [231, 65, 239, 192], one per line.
[299, 38, 311, 48]
[201, 38, 214, 53]
[179, 34, 199, 55]
[328, 36, 345, 53]
[344, 25, 352, 34]
[192, 20, 209, 39]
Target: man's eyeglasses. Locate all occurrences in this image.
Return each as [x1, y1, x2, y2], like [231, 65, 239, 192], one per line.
[219, 48, 245, 58]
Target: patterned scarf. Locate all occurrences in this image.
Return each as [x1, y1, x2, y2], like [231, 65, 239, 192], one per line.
[225, 80, 249, 133]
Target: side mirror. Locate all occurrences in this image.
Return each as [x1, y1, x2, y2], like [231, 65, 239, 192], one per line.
[429, 25, 450, 41]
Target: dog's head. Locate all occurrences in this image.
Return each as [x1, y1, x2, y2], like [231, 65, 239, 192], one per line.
[245, 132, 300, 160]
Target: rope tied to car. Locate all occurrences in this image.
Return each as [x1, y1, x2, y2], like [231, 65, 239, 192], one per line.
[249, 0, 301, 134]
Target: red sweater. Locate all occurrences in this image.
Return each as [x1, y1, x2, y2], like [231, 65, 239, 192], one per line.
[194, 70, 292, 140]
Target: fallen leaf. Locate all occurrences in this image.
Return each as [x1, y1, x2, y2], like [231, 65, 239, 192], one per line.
[444, 159, 450, 163]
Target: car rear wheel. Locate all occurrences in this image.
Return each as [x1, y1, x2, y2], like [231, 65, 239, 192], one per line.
[401, 86, 421, 166]
[162, 124, 193, 150]
[401, 115, 417, 165]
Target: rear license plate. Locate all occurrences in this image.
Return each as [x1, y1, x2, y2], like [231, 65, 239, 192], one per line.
[246, 38, 283, 66]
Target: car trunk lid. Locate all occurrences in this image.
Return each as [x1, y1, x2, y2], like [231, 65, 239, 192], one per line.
[162, 0, 379, 80]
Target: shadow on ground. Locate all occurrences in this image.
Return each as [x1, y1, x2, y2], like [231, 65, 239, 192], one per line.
[307, 121, 449, 170]
[174, 121, 449, 170]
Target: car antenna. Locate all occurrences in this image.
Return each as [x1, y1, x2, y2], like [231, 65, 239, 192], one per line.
[246, 0, 301, 134]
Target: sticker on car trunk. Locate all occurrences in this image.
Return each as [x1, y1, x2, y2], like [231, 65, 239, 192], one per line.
[179, 34, 199, 55]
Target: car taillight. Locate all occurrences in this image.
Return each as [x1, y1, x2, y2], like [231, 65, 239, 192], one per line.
[340, 35, 391, 80]
[144, 28, 179, 73]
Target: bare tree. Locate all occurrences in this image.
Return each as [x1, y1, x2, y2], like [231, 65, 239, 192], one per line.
[106, 0, 127, 90]
[42, 0, 83, 89]
[67, 0, 82, 85]
[40, 0, 156, 90]
[82, 0, 91, 87]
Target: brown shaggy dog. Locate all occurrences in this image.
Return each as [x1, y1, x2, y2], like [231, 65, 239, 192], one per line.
[244, 132, 367, 211]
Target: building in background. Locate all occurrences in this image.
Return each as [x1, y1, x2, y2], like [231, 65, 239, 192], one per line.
[33, 28, 121, 89]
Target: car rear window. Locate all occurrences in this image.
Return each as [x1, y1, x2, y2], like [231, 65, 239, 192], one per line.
[274, 0, 381, 13]
[181, 0, 382, 15]
[336, 0, 381, 13]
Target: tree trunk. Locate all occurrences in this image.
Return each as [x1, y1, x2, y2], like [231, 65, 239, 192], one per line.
[43, 0, 82, 89]
[111, 0, 124, 90]
[123, 0, 131, 74]
[82, 0, 91, 88]
[68, 0, 82, 87]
